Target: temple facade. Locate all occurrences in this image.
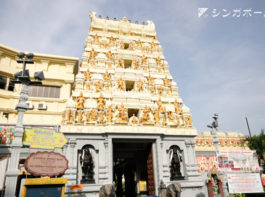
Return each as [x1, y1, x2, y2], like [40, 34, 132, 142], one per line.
[60, 12, 203, 196]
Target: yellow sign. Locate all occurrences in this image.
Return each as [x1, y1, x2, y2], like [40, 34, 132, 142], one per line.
[139, 180, 147, 192]
[23, 128, 67, 149]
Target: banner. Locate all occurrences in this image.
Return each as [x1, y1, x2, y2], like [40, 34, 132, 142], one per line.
[23, 128, 67, 149]
[217, 150, 260, 173]
[0, 126, 15, 145]
[227, 173, 263, 193]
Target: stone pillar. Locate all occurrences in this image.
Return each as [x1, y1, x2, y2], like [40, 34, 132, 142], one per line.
[64, 139, 77, 185]
[5, 84, 29, 197]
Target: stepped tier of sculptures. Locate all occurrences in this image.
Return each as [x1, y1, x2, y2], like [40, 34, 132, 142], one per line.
[61, 12, 193, 129]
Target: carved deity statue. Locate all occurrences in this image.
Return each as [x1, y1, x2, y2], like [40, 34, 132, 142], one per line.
[169, 146, 182, 180]
[80, 146, 95, 183]
[142, 55, 147, 64]
[134, 59, 139, 70]
[151, 40, 156, 51]
[117, 58, 124, 68]
[105, 83, 110, 91]
[163, 76, 171, 87]
[86, 82, 90, 90]
[137, 39, 142, 48]
[85, 69, 91, 80]
[150, 86, 155, 94]
[90, 109, 97, 121]
[140, 106, 151, 123]
[131, 114, 138, 125]
[94, 34, 99, 44]
[76, 92, 85, 110]
[106, 51, 113, 60]
[77, 110, 83, 123]
[104, 70, 111, 81]
[106, 106, 113, 123]
[153, 108, 160, 125]
[90, 48, 96, 59]
[66, 109, 71, 122]
[158, 86, 163, 95]
[109, 36, 115, 46]
[157, 98, 165, 113]
[147, 74, 154, 86]
[129, 42, 134, 50]
[117, 77, 125, 91]
[61, 114, 65, 124]
[120, 41, 124, 49]
[156, 56, 161, 65]
[116, 104, 128, 122]
[167, 111, 175, 122]
[98, 111, 105, 124]
[136, 79, 144, 92]
[86, 111, 90, 122]
[174, 100, 183, 114]
[97, 94, 105, 110]
[95, 81, 102, 92]
[185, 115, 192, 127]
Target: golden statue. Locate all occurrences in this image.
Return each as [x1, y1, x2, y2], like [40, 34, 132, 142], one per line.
[156, 57, 161, 65]
[116, 104, 128, 122]
[91, 109, 97, 121]
[85, 69, 91, 80]
[134, 59, 139, 70]
[86, 111, 90, 122]
[185, 115, 192, 127]
[136, 80, 144, 92]
[167, 111, 174, 122]
[90, 49, 96, 59]
[131, 114, 138, 125]
[106, 51, 113, 60]
[151, 40, 155, 51]
[137, 39, 142, 48]
[76, 92, 85, 109]
[157, 98, 165, 113]
[106, 106, 113, 123]
[162, 115, 167, 126]
[174, 100, 183, 114]
[66, 109, 71, 122]
[86, 82, 90, 90]
[90, 60, 95, 67]
[120, 41, 124, 49]
[163, 76, 171, 87]
[104, 70, 111, 81]
[98, 111, 105, 123]
[150, 86, 155, 94]
[77, 110, 83, 123]
[94, 34, 99, 44]
[147, 75, 154, 86]
[107, 62, 112, 69]
[109, 36, 115, 45]
[117, 77, 125, 91]
[129, 42, 134, 50]
[105, 83, 110, 91]
[140, 106, 151, 123]
[95, 81, 102, 92]
[142, 55, 147, 64]
[153, 108, 160, 125]
[117, 58, 124, 68]
[97, 94, 105, 110]
[158, 86, 163, 95]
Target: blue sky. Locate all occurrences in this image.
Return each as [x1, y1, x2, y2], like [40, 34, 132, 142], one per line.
[0, 0, 264, 135]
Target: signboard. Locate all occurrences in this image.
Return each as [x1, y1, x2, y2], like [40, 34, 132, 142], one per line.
[0, 126, 15, 145]
[25, 151, 68, 177]
[23, 127, 67, 149]
[22, 178, 67, 197]
[227, 173, 264, 193]
[217, 150, 260, 173]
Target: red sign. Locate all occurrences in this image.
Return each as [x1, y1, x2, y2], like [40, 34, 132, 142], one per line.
[25, 151, 68, 177]
[70, 184, 83, 190]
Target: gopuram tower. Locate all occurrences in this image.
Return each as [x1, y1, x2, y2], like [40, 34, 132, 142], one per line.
[61, 12, 203, 197]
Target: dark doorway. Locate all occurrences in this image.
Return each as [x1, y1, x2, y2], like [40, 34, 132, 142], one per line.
[113, 140, 155, 197]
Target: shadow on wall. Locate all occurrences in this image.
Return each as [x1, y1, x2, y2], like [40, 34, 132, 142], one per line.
[196, 192, 205, 197]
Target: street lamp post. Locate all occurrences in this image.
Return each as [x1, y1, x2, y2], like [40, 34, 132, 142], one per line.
[5, 52, 44, 197]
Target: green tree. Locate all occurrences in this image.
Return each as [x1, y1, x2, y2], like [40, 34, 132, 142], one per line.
[246, 129, 265, 171]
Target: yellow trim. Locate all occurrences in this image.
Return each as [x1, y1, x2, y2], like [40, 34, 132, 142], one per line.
[22, 178, 68, 197]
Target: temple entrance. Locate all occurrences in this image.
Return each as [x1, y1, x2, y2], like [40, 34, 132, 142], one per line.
[113, 140, 155, 197]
